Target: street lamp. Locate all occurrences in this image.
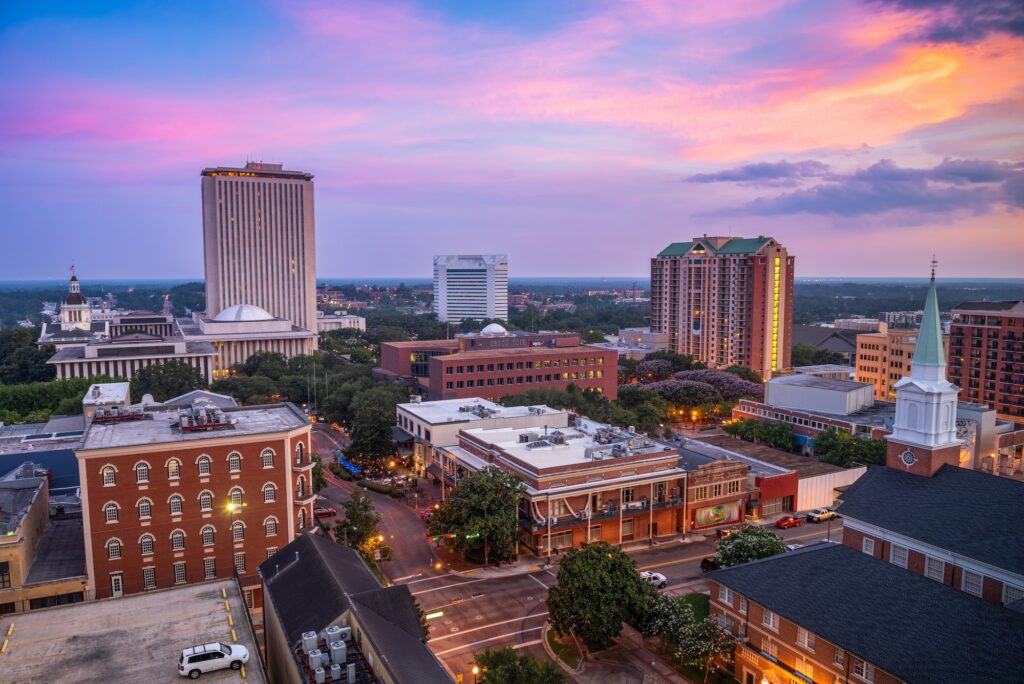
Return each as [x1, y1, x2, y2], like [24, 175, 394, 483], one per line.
[472, 665, 480, 683]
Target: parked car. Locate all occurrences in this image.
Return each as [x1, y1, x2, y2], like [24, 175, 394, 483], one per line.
[313, 505, 337, 518]
[775, 515, 803, 529]
[785, 543, 805, 552]
[700, 557, 720, 573]
[178, 643, 249, 679]
[806, 508, 837, 523]
[716, 526, 741, 540]
[639, 570, 668, 589]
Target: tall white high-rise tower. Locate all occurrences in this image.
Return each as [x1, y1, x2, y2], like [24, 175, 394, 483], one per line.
[433, 255, 508, 323]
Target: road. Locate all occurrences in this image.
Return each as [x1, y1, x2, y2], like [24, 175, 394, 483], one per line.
[310, 426, 844, 680]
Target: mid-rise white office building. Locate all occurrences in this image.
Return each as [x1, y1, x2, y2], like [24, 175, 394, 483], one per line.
[433, 255, 508, 322]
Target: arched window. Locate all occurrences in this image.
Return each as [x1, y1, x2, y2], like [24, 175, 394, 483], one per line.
[262, 483, 277, 503]
[169, 494, 184, 515]
[229, 487, 244, 507]
[101, 465, 117, 486]
[227, 452, 242, 472]
[297, 476, 306, 499]
[264, 517, 278, 537]
[198, 490, 213, 511]
[137, 498, 153, 519]
[134, 462, 150, 483]
[261, 448, 275, 468]
[167, 458, 181, 479]
[103, 502, 119, 523]
[298, 508, 307, 529]
[231, 521, 245, 541]
[201, 525, 215, 546]
[140, 533, 155, 555]
[106, 538, 122, 560]
[295, 441, 305, 463]
[197, 455, 212, 476]
[170, 530, 185, 551]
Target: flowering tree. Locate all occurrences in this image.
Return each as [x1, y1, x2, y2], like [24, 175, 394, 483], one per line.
[715, 525, 787, 567]
[673, 369, 763, 401]
[677, 617, 736, 683]
[643, 594, 695, 647]
[646, 379, 722, 407]
[635, 359, 674, 382]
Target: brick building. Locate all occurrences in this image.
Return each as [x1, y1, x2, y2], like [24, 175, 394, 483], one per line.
[76, 399, 313, 606]
[856, 326, 949, 401]
[650, 236, 794, 378]
[376, 326, 618, 401]
[946, 300, 1024, 420]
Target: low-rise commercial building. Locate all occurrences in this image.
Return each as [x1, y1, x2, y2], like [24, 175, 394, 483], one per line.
[260, 533, 449, 684]
[76, 395, 313, 606]
[47, 332, 218, 381]
[316, 311, 367, 333]
[376, 326, 618, 401]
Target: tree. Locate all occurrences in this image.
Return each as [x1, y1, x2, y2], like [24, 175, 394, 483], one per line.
[347, 382, 408, 467]
[723, 418, 795, 451]
[0, 327, 55, 384]
[581, 329, 608, 343]
[812, 429, 885, 467]
[677, 617, 736, 683]
[722, 365, 761, 383]
[311, 453, 328, 493]
[475, 647, 566, 684]
[546, 542, 655, 651]
[241, 351, 289, 380]
[715, 525, 786, 568]
[334, 489, 381, 550]
[130, 361, 206, 402]
[792, 343, 846, 367]
[428, 466, 524, 566]
[642, 593, 695, 647]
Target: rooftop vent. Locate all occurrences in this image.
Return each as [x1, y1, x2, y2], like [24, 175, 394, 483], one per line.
[177, 402, 229, 432]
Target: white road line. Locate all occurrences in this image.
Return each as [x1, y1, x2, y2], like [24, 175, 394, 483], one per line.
[433, 627, 544, 656]
[393, 573, 423, 582]
[510, 639, 543, 651]
[411, 577, 491, 596]
[402, 568, 481, 586]
[528, 574, 550, 590]
[429, 612, 549, 643]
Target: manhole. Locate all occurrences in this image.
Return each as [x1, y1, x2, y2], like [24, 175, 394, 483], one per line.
[474, 614, 484, 621]
[450, 627, 460, 633]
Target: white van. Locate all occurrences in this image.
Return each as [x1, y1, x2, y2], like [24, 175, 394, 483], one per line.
[178, 642, 249, 679]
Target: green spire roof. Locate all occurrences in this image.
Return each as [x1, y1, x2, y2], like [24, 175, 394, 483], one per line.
[913, 275, 946, 367]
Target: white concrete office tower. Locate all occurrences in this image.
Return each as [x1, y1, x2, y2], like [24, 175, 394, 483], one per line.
[433, 255, 508, 322]
[201, 162, 317, 332]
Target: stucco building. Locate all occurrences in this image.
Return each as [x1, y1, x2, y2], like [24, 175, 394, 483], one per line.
[856, 326, 949, 401]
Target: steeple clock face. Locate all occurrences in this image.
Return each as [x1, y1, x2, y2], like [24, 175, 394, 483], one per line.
[900, 450, 918, 468]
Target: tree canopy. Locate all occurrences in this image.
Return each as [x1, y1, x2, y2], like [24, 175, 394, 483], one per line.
[812, 428, 886, 467]
[346, 382, 409, 467]
[428, 466, 524, 565]
[475, 647, 566, 684]
[334, 488, 381, 550]
[678, 618, 736, 683]
[722, 418, 796, 451]
[714, 525, 787, 568]
[791, 343, 846, 367]
[546, 542, 655, 651]
[129, 360, 207, 402]
[0, 327, 55, 384]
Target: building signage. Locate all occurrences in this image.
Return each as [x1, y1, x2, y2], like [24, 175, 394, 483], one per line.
[693, 501, 741, 529]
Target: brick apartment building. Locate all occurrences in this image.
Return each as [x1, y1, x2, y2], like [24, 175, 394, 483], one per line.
[856, 326, 949, 401]
[946, 300, 1024, 420]
[76, 399, 313, 606]
[650, 236, 794, 378]
[376, 326, 618, 401]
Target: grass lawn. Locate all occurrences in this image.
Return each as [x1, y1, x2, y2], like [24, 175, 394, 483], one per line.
[679, 592, 710, 622]
[546, 628, 583, 669]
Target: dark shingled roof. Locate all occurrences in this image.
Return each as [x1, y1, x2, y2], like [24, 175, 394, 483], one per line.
[260, 534, 450, 684]
[710, 543, 1024, 684]
[952, 300, 1023, 312]
[836, 465, 1024, 576]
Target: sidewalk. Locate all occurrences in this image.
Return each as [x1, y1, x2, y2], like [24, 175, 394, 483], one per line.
[611, 626, 696, 684]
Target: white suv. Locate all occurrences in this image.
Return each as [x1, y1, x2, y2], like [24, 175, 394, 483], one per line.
[639, 570, 668, 589]
[178, 642, 249, 679]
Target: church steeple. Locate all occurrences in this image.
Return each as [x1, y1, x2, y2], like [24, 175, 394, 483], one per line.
[911, 256, 946, 374]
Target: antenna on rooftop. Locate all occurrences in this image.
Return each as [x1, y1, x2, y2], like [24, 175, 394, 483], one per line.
[930, 254, 938, 280]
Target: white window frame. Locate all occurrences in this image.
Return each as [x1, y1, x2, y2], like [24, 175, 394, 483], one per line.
[961, 569, 984, 597]
[199, 490, 213, 511]
[853, 657, 874, 682]
[234, 553, 246, 574]
[104, 502, 119, 523]
[197, 455, 211, 476]
[925, 556, 945, 582]
[264, 517, 278, 536]
[173, 562, 187, 585]
[166, 458, 181, 479]
[834, 648, 844, 667]
[101, 465, 117, 486]
[861, 537, 875, 556]
[262, 448, 275, 468]
[232, 521, 245, 541]
[201, 526, 215, 546]
[796, 627, 815, 651]
[169, 494, 184, 515]
[719, 585, 733, 604]
[263, 483, 277, 503]
[134, 461, 150, 483]
[137, 498, 152, 520]
[143, 567, 156, 589]
[229, 487, 243, 506]
[204, 557, 216, 580]
[889, 544, 908, 569]
[739, 596, 747, 615]
[227, 452, 242, 472]
[171, 530, 186, 551]
[106, 538, 122, 560]
[762, 608, 779, 632]
[1004, 584, 1024, 606]
[140, 534, 155, 556]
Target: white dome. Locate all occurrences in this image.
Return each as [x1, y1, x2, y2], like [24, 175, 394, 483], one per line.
[213, 304, 275, 322]
[480, 323, 508, 335]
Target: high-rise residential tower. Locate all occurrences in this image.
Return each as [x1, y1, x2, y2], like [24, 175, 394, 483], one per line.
[946, 300, 1024, 420]
[650, 236, 794, 379]
[201, 162, 317, 332]
[433, 254, 508, 322]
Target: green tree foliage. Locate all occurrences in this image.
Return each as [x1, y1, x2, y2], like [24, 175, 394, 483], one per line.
[791, 343, 846, 367]
[0, 375, 118, 424]
[714, 525, 786, 568]
[581, 329, 608, 343]
[347, 382, 408, 466]
[0, 327, 55, 384]
[722, 418, 796, 451]
[812, 428, 886, 467]
[722, 365, 761, 383]
[242, 351, 289, 380]
[642, 594, 695, 647]
[677, 617, 736, 684]
[311, 453, 328, 493]
[502, 385, 666, 436]
[428, 466, 524, 566]
[334, 488, 381, 549]
[475, 647, 567, 684]
[129, 361, 207, 402]
[546, 542, 655, 651]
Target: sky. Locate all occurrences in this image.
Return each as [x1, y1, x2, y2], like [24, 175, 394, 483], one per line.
[1, 0, 1022, 279]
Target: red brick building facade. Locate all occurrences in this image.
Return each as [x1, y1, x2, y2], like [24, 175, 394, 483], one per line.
[77, 402, 313, 605]
[947, 300, 1024, 420]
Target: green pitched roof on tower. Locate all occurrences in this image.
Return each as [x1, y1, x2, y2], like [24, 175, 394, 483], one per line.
[656, 236, 775, 257]
[912, 268, 946, 367]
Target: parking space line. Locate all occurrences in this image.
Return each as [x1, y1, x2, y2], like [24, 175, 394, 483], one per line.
[528, 574, 550, 590]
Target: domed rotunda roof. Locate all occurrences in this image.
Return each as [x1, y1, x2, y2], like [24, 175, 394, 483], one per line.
[480, 323, 508, 336]
[213, 304, 276, 322]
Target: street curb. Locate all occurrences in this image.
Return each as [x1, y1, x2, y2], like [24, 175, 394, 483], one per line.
[542, 622, 584, 675]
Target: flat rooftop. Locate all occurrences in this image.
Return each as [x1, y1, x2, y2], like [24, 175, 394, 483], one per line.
[791, 364, 855, 375]
[80, 403, 308, 451]
[24, 518, 86, 585]
[461, 418, 675, 472]
[770, 373, 870, 393]
[441, 344, 606, 360]
[49, 340, 216, 362]
[397, 398, 564, 425]
[82, 382, 130, 405]
[679, 440, 786, 479]
[0, 579, 266, 684]
[0, 477, 43, 535]
[694, 435, 847, 478]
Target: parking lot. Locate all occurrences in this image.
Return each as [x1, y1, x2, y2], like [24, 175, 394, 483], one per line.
[0, 579, 265, 684]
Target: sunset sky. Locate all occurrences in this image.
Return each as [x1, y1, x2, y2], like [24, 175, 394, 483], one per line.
[1, 0, 1022, 279]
